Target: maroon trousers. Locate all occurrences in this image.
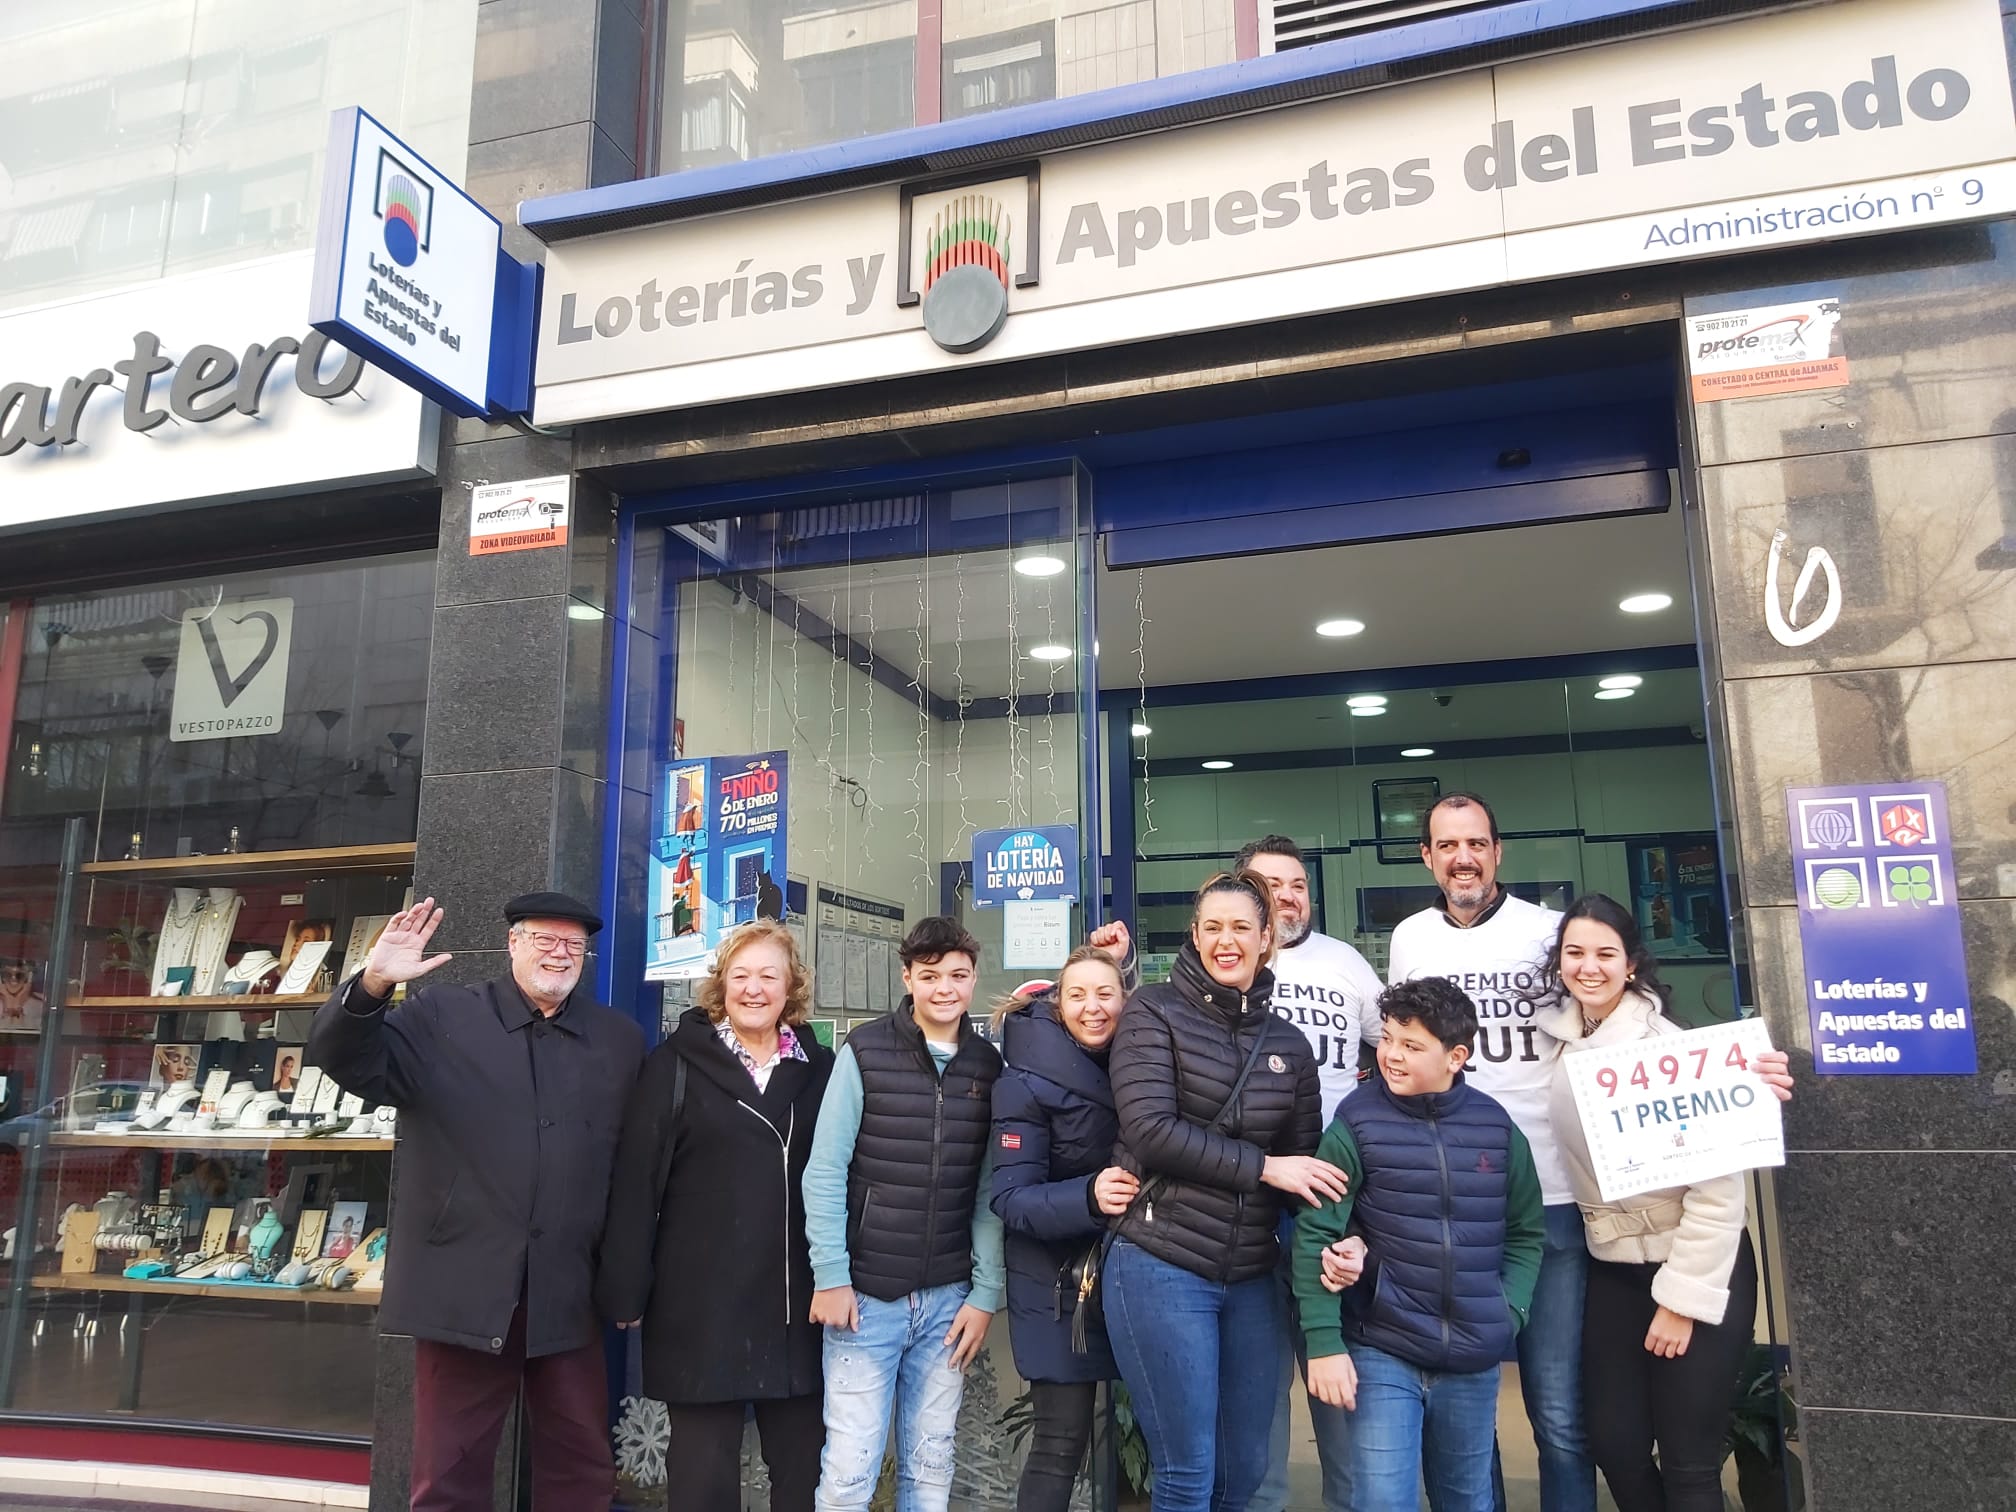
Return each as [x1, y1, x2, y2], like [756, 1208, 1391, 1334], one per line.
[411, 1302, 614, 1512]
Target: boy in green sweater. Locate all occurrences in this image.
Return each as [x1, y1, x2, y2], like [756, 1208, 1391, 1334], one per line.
[1291, 975, 1545, 1512]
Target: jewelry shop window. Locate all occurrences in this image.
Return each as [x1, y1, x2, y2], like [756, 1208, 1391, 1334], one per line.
[0, 551, 432, 1442]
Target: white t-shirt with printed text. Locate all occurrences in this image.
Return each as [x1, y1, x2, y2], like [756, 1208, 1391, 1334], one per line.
[1269, 930, 1386, 1125]
[1387, 892, 1572, 1203]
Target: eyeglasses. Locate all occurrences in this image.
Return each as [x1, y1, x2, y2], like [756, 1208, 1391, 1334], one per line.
[516, 930, 588, 958]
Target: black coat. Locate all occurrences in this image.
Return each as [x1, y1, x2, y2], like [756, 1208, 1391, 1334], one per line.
[990, 995, 1119, 1383]
[595, 1010, 835, 1404]
[307, 974, 645, 1357]
[1108, 946, 1321, 1284]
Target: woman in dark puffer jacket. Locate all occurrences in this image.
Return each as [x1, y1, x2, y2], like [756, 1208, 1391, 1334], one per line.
[1102, 870, 1341, 1512]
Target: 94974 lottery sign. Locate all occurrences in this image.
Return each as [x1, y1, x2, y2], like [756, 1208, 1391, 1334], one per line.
[1565, 1020, 1785, 1202]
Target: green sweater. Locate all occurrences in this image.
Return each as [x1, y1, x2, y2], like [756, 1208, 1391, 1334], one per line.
[1290, 1108, 1546, 1360]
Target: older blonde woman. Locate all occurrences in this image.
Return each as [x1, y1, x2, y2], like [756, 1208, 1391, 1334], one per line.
[598, 921, 836, 1512]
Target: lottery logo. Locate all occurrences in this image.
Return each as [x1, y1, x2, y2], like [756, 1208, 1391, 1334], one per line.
[1813, 866, 1863, 909]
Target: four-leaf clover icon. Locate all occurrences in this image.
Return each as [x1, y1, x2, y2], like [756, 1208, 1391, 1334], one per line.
[1887, 863, 1935, 904]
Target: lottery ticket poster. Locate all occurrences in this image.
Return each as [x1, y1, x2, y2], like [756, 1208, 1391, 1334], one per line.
[1565, 1019, 1785, 1203]
[1786, 782, 1976, 1075]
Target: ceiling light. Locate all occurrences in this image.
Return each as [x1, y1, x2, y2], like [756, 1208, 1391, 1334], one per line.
[1316, 618, 1365, 638]
[1202, 759, 1233, 770]
[1130, 722, 1152, 738]
[1619, 592, 1673, 614]
[1345, 694, 1387, 709]
[566, 603, 603, 620]
[1028, 644, 1072, 661]
[1593, 687, 1636, 700]
[1350, 705, 1386, 717]
[1598, 674, 1643, 690]
[1401, 747, 1435, 758]
[1014, 554, 1067, 578]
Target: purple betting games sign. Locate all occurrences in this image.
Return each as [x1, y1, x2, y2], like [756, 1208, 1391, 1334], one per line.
[1786, 782, 1976, 1075]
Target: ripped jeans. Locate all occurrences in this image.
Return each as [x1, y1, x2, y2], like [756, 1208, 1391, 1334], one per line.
[814, 1283, 972, 1512]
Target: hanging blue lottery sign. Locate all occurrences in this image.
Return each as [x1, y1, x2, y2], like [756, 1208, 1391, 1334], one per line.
[971, 825, 1078, 907]
[1786, 781, 1975, 1075]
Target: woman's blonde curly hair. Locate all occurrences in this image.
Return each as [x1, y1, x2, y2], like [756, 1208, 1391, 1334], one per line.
[695, 919, 813, 1028]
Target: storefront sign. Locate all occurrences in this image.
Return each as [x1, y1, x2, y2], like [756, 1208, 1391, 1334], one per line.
[646, 752, 790, 980]
[0, 255, 436, 534]
[531, 0, 2016, 424]
[972, 825, 1078, 907]
[1563, 1019, 1784, 1202]
[1686, 300, 1849, 401]
[1788, 782, 1977, 1074]
[170, 598, 295, 743]
[469, 476, 571, 556]
[311, 107, 532, 419]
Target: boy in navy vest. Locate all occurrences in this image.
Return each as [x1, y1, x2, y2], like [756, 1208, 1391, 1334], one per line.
[1290, 976, 1545, 1512]
[804, 917, 1006, 1512]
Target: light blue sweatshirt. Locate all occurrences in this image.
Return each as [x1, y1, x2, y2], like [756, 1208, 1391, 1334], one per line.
[803, 1039, 1006, 1313]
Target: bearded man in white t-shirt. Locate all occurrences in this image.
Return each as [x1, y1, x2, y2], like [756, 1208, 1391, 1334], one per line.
[1388, 792, 1789, 1512]
[1237, 835, 1381, 1512]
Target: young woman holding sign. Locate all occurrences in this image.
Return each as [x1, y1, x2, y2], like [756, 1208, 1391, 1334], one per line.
[1538, 894, 1787, 1512]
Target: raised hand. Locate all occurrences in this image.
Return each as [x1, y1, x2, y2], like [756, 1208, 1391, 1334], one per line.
[359, 899, 453, 998]
[1088, 919, 1132, 963]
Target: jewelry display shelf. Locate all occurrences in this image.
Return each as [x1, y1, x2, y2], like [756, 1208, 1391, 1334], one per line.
[66, 994, 325, 1011]
[50, 1132, 393, 1153]
[79, 843, 416, 881]
[33, 1273, 378, 1307]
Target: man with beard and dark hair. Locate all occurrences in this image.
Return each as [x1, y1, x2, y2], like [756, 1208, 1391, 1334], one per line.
[1236, 835, 1382, 1512]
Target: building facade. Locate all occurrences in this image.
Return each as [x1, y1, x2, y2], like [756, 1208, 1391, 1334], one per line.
[2, 1, 2012, 1509]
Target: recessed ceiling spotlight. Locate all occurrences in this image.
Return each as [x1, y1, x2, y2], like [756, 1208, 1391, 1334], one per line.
[1316, 618, 1366, 638]
[1401, 746, 1435, 758]
[1593, 687, 1636, 700]
[1130, 722, 1152, 738]
[1619, 592, 1673, 614]
[1015, 554, 1067, 578]
[1202, 759, 1234, 770]
[1598, 674, 1644, 690]
[1350, 705, 1386, 717]
[1028, 644, 1073, 661]
[1345, 694, 1387, 709]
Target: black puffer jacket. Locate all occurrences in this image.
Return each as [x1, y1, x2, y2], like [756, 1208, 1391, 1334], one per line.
[1108, 946, 1321, 1283]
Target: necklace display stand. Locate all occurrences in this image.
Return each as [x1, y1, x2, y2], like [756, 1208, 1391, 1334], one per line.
[151, 888, 203, 995]
[188, 888, 241, 997]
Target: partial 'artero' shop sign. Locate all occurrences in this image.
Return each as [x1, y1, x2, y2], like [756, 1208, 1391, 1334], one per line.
[0, 253, 437, 535]
[531, 0, 2016, 425]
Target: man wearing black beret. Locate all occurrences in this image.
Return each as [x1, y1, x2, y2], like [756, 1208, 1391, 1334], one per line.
[309, 892, 644, 1511]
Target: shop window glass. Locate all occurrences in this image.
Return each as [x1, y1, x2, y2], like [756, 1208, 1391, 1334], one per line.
[0, 551, 432, 1440]
[615, 477, 1087, 1501]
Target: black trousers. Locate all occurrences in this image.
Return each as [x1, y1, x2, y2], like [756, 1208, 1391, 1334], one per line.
[663, 1394, 825, 1512]
[1016, 1380, 1098, 1512]
[1582, 1231, 1758, 1512]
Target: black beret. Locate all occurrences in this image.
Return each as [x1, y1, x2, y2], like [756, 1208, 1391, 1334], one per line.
[503, 891, 603, 935]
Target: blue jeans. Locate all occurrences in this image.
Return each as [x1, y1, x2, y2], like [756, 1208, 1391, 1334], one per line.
[814, 1283, 971, 1512]
[1351, 1343, 1501, 1512]
[1105, 1238, 1286, 1512]
[1481, 1203, 1596, 1512]
[1253, 1217, 1352, 1512]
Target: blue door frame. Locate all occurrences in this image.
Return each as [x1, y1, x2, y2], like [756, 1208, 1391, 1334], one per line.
[593, 358, 1683, 1017]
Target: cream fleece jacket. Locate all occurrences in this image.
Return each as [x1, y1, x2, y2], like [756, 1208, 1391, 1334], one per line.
[1544, 990, 1747, 1325]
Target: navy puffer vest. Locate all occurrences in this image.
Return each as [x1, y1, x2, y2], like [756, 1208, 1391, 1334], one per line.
[1338, 1073, 1518, 1373]
[845, 1003, 1003, 1301]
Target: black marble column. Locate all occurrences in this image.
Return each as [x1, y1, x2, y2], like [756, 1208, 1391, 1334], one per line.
[368, 0, 644, 1503]
[1687, 222, 2016, 1512]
